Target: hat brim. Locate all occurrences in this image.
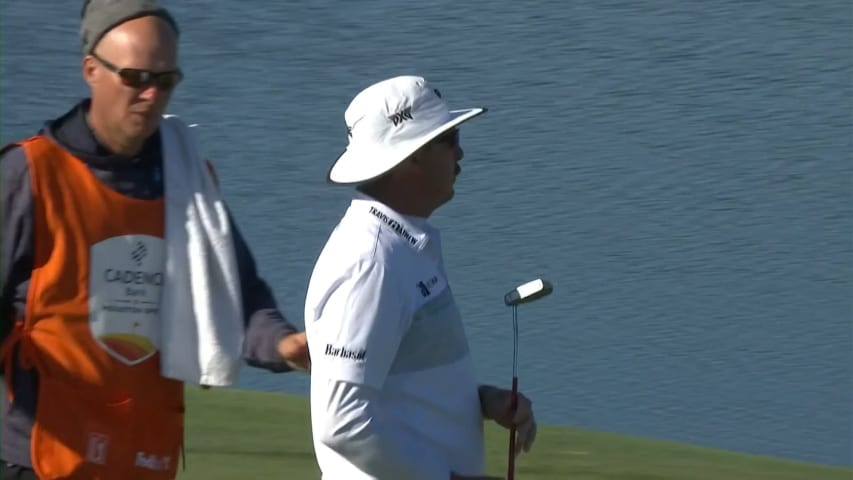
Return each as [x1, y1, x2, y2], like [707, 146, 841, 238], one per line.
[327, 107, 487, 185]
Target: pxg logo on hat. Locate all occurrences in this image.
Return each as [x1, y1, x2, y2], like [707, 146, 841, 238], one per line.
[328, 75, 487, 185]
[388, 106, 413, 127]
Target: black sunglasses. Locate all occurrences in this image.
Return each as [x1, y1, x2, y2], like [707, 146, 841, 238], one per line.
[91, 52, 183, 91]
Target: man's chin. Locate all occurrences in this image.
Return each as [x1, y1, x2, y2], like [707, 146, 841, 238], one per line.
[127, 119, 160, 142]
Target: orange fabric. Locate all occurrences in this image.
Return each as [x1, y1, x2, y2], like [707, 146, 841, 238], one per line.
[5, 135, 184, 479]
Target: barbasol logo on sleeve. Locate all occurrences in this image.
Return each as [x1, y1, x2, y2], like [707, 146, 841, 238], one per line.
[325, 344, 367, 361]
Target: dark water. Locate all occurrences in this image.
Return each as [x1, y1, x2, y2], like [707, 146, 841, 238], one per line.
[2, 0, 851, 466]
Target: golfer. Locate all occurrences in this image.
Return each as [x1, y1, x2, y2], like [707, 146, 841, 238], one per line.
[304, 75, 537, 479]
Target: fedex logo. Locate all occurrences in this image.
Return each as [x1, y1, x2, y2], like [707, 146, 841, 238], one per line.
[136, 451, 172, 471]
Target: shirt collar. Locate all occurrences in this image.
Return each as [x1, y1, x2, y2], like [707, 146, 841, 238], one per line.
[349, 193, 435, 251]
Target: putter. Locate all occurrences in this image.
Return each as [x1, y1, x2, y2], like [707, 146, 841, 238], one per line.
[504, 278, 553, 480]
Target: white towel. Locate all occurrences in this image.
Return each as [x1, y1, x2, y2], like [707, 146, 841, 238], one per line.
[158, 115, 244, 387]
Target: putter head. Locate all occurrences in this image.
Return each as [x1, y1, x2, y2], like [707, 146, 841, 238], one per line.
[504, 278, 553, 306]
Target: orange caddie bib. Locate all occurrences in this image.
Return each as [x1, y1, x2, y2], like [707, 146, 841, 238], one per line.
[4, 135, 184, 479]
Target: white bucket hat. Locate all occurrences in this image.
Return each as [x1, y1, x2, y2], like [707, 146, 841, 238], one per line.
[328, 75, 487, 184]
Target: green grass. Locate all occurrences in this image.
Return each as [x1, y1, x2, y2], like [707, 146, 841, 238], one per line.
[178, 387, 851, 479]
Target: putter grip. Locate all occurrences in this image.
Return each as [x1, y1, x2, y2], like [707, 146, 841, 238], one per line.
[507, 376, 518, 480]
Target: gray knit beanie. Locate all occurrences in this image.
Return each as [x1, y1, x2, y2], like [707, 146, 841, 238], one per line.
[80, 0, 179, 55]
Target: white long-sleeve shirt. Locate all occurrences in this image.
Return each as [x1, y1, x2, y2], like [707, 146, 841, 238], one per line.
[305, 196, 486, 479]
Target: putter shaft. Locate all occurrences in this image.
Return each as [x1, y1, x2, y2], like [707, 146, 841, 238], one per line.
[508, 304, 519, 480]
[507, 376, 518, 480]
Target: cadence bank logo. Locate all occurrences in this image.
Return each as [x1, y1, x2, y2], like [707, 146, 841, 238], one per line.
[325, 344, 366, 362]
[130, 241, 148, 267]
[89, 235, 164, 366]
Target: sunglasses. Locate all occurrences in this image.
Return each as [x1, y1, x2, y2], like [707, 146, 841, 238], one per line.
[91, 52, 183, 91]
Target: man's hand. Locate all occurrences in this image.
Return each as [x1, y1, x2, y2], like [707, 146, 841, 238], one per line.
[277, 331, 310, 371]
[479, 385, 537, 456]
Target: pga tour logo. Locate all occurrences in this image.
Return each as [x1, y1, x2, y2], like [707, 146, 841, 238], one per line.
[86, 433, 109, 465]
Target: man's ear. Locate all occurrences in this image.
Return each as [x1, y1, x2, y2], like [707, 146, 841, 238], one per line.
[82, 55, 98, 88]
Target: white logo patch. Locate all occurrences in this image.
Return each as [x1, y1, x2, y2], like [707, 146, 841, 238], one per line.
[85, 433, 109, 465]
[89, 235, 164, 365]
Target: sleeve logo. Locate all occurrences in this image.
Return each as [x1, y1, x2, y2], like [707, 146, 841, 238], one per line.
[325, 343, 367, 361]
